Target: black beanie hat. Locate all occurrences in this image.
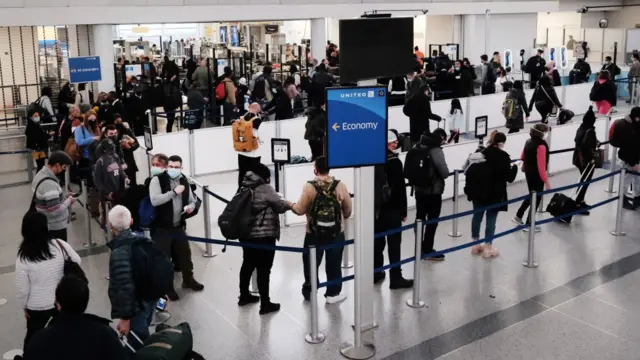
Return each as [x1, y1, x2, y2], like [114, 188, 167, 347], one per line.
[630, 107, 640, 120]
[582, 106, 596, 126]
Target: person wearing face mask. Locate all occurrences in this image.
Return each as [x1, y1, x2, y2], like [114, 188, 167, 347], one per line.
[461, 58, 477, 96]
[107, 92, 125, 125]
[149, 155, 204, 301]
[75, 112, 101, 178]
[31, 151, 76, 241]
[113, 115, 139, 186]
[463, 131, 517, 258]
[513, 124, 552, 232]
[25, 109, 54, 172]
[405, 128, 450, 260]
[93, 139, 126, 225]
[600, 56, 620, 81]
[373, 131, 412, 288]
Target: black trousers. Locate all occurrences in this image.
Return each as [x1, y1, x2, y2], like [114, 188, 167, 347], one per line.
[308, 139, 324, 161]
[535, 102, 553, 124]
[152, 227, 195, 284]
[238, 155, 261, 188]
[374, 208, 403, 278]
[24, 308, 56, 349]
[516, 175, 544, 224]
[48, 228, 67, 242]
[302, 232, 345, 298]
[576, 161, 596, 205]
[164, 106, 177, 133]
[239, 237, 276, 303]
[415, 192, 442, 254]
[223, 103, 236, 126]
[508, 128, 520, 134]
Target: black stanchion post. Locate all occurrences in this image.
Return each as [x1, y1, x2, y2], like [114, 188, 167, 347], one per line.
[275, 163, 280, 193]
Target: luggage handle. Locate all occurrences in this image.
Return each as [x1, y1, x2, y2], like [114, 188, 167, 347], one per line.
[118, 330, 144, 354]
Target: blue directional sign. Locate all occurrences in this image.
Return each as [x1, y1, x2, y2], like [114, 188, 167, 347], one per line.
[68, 56, 102, 84]
[326, 86, 388, 168]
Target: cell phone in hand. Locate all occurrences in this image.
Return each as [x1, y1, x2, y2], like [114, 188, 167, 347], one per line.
[156, 296, 168, 311]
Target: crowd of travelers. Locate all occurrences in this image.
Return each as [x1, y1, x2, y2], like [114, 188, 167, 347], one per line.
[13, 42, 640, 360]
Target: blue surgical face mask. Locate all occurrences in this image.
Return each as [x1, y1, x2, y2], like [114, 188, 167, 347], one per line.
[32, 117, 40, 123]
[168, 168, 181, 179]
[151, 166, 164, 176]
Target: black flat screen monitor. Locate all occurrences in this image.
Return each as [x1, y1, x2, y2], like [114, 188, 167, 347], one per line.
[339, 17, 415, 83]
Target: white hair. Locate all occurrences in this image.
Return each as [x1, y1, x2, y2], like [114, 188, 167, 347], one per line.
[108, 205, 132, 231]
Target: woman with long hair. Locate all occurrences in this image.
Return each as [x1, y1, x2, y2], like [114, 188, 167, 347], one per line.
[446, 98, 464, 143]
[15, 212, 81, 350]
[528, 76, 562, 124]
[590, 71, 617, 115]
[513, 124, 552, 231]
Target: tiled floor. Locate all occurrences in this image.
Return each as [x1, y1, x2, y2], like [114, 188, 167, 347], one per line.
[0, 166, 639, 360]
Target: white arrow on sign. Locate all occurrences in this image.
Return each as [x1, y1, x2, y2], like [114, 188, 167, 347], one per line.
[332, 123, 340, 132]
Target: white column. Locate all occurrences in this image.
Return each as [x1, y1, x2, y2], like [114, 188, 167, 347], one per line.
[92, 24, 115, 93]
[310, 18, 327, 62]
[453, 15, 463, 50]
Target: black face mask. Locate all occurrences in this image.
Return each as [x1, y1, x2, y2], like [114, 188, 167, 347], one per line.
[109, 135, 118, 143]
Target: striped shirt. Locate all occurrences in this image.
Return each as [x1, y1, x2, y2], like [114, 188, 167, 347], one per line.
[32, 166, 72, 231]
[15, 240, 81, 310]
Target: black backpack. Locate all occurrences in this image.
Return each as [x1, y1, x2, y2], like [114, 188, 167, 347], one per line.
[308, 180, 342, 239]
[404, 146, 435, 188]
[463, 152, 493, 202]
[27, 98, 50, 122]
[485, 65, 497, 83]
[218, 188, 254, 240]
[130, 237, 174, 301]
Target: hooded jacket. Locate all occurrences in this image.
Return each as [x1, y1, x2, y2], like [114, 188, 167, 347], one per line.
[573, 108, 599, 168]
[413, 134, 450, 195]
[590, 79, 617, 107]
[25, 118, 49, 151]
[242, 171, 291, 240]
[93, 149, 126, 198]
[23, 313, 127, 360]
[403, 91, 442, 142]
[617, 114, 640, 166]
[107, 229, 151, 320]
[377, 149, 408, 217]
[505, 89, 530, 130]
[304, 107, 327, 141]
[467, 146, 518, 211]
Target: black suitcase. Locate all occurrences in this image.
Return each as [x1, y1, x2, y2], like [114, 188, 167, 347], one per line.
[546, 193, 577, 223]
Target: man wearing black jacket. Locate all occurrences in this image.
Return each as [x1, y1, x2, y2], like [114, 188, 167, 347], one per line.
[403, 83, 442, 144]
[374, 131, 413, 289]
[601, 56, 621, 80]
[524, 49, 546, 89]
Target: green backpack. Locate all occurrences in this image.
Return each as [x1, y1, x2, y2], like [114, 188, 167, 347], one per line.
[502, 91, 521, 120]
[308, 180, 342, 239]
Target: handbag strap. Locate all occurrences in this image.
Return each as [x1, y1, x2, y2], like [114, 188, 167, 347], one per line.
[55, 239, 69, 260]
[539, 86, 559, 108]
[31, 177, 56, 209]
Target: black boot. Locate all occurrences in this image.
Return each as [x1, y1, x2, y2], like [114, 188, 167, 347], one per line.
[373, 271, 386, 284]
[167, 290, 180, 301]
[390, 277, 414, 289]
[182, 273, 204, 291]
[238, 294, 260, 306]
[259, 301, 281, 315]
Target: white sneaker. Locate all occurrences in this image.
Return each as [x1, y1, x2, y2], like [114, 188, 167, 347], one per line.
[326, 293, 347, 304]
[511, 216, 524, 225]
[523, 226, 541, 233]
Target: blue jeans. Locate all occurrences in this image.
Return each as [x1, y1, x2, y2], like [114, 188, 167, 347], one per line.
[128, 300, 155, 350]
[471, 201, 499, 243]
[302, 232, 345, 299]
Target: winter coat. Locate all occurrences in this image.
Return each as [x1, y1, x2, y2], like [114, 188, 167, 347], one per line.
[478, 146, 517, 211]
[304, 107, 327, 141]
[383, 149, 407, 217]
[107, 229, 150, 320]
[412, 134, 450, 195]
[528, 84, 562, 114]
[25, 119, 49, 151]
[242, 171, 291, 240]
[118, 125, 140, 173]
[573, 124, 598, 169]
[524, 55, 546, 81]
[505, 89, 530, 130]
[93, 151, 126, 198]
[23, 313, 127, 360]
[590, 79, 617, 107]
[617, 115, 640, 166]
[403, 92, 442, 142]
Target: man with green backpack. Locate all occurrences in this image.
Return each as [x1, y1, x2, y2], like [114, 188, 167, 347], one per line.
[291, 157, 353, 304]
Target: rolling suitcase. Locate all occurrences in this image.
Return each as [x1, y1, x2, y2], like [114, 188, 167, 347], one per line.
[120, 322, 196, 360]
[546, 193, 577, 223]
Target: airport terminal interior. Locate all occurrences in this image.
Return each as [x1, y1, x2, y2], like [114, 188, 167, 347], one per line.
[3, 2, 640, 359]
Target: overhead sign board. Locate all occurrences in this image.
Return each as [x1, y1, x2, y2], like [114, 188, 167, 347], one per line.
[326, 86, 388, 169]
[68, 56, 102, 83]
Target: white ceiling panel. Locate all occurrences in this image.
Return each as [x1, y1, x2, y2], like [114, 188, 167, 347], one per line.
[184, 0, 219, 5]
[24, 0, 67, 6]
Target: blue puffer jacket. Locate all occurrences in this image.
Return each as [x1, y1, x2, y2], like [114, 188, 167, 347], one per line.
[107, 229, 149, 320]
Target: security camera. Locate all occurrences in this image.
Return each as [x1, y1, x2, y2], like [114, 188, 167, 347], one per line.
[577, 6, 588, 13]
